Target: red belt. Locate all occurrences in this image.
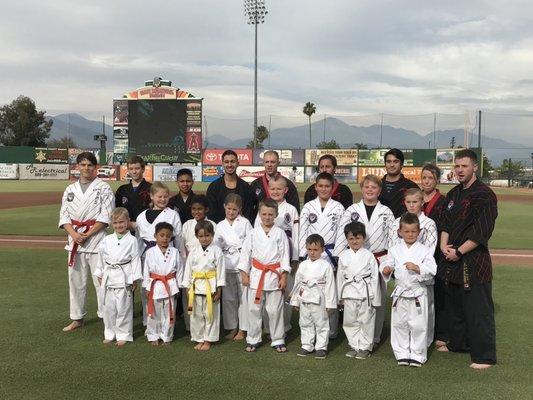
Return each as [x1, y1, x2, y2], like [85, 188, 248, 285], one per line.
[252, 259, 281, 304]
[68, 219, 96, 267]
[373, 250, 388, 266]
[147, 272, 177, 324]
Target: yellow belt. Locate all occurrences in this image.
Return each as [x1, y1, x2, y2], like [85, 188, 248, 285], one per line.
[188, 270, 217, 323]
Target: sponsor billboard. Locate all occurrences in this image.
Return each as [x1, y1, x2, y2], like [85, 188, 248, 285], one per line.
[305, 166, 358, 183]
[0, 163, 18, 179]
[236, 166, 305, 183]
[357, 166, 423, 184]
[152, 165, 202, 182]
[19, 163, 69, 180]
[34, 148, 68, 164]
[305, 149, 358, 166]
[70, 165, 119, 181]
[68, 148, 101, 164]
[252, 149, 305, 166]
[202, 166, 225, 182]
[118, 165, 153, 182]
[202, 149, 253, 166]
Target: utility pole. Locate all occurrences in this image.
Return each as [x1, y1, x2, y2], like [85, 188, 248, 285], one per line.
[478, 110, 482, 149]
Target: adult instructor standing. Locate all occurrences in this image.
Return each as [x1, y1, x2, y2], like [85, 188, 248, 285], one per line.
[439, 149, 497, 369]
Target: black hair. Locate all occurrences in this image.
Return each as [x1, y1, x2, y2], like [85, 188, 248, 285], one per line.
[399, 212, 420, 229]
[127, 155, 146, 168]
[76, 152, 98, 166]
[176, 168, 193, 179]
[318, 154, 338, 168]
[221, 149, 238, 160]
[190, 194, 209, 209]
[384, 148, 405, 165]
[455, 149, 478, 164]
[315, 171, 334, 185]
[155, 222, 173, 234]
[306, 233, 325, 248]
[195, 220, 215, 236]
[422, 163, 442, 180]
[344, 221, 367, 238]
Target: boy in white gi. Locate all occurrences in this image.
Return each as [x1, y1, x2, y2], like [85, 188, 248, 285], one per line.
[214, 193, 253, 341]
[254, 176, 299, 333]
[299, 172, 344, 338]
[135, 182, 183, 327]
[381, 213, 437, 367]
[388, 188, 438, 347]
[181, 195, 216, 255]
[337, 222, 381, 359]
[182, 220, 225, 351]
[143, 222, 184, 345]
[94, 207, 142, 346]
[239, 199, 291, 353]
[334, 174, 394, 347]
[59, 152, 114, 332]
[290, 234, 337, 359]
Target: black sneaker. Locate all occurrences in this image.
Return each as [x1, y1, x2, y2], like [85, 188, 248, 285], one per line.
[356, 350, 371, 360]
[297, 348, 313, 357]
[397, 359, 410, 366]
[315, 350, 327, 359]
[409, 360, 422, 368]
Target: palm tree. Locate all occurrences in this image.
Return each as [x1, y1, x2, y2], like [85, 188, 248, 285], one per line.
[303, 102, 316, 147]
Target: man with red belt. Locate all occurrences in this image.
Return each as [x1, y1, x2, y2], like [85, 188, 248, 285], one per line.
[59, 152, 114, 332]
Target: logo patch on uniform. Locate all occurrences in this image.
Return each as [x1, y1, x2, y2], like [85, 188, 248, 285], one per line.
[284, 213, 291, 223]
[255, 188, 262, 196]
[351, 212, 359, 221]
[122, 196, 128, 205]
[447, 200, 454, 210]
[309, 213, 317, 223]
[67, 192, 74, 202]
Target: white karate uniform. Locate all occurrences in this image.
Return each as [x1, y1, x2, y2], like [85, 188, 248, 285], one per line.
[182, 218, 217, 255]
[388, 212, 438, 347]
[94, 232, 142, 342]
[238, 225, 291, 347]
[59, 178, 114, 320]
[182, 243, 226, 343]
[290, 258, 337, 352]
[143, 246, 184, 343]
[136, 207, 183, 326]
[337, 247, 381, 352]
[334, 200, 394, 345]
[380, 241, 437, 364]
[214, 216, 253, 331]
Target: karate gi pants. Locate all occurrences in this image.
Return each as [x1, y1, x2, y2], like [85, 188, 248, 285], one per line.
[102, 286, 133, 341]
[68, 252, 103, 320]
[343, 299, 376, 352]
[263, 273, 293, 333]
[390, 295, 429, 364]
[247, 289, 285, 346]
[447, 282, 496, 365]
[190, 294, 220, 343]
[146, 295, 176, 343]
[373, 276, 387, 344]
[434, 276, 450, 343]
[299, 302, 330, 352]
[222, 272, 248, 331]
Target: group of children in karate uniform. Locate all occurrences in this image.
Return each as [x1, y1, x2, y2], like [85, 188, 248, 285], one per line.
[92, 168, 439, 367]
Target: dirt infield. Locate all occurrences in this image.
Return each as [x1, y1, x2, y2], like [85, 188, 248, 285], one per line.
[0, 191, 531, 209]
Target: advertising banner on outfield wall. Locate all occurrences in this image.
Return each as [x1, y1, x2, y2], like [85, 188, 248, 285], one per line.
[236, 166, 305, 183]
[70, 165, 120, 181]
[357, 166, 422, 184]
[202, 149, 253, 166]
[252, 149, 305, 166]
[202, 166, 224, 182]
[357, 149, 413, 166]
[118, 165, 153, 182]
[0, 163, 19, 179]
[34, 148, 68, 164]
[152, 165, 202, 182]
[305, 166, 357, 183]
[68, 148, 101, 164]
[305, 149, 358, 166]
[20, 164, 69, 180]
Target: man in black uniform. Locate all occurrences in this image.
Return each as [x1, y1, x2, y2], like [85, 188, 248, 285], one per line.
[378, 148, 419, 218]
[168, 168, 196, 223]
[303, 154, 353, 208]
[115, 155, 152, 222]
[439, 149, 497, 369]
[206, 149, 254, 223]
[250, 150, 300, 220]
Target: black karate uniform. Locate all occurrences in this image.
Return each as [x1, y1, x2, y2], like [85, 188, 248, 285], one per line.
[206, 175, 254, 223]
[378, 173, 419, 218]
[168, 190, 195, 224]
[250, 173, 300, 221]
[303, 180, 353, 209]
[441, 178, 498, 365]
[115, 179, 152, 221]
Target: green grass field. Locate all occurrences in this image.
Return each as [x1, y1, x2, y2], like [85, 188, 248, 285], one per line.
[0, 248, 531, 399]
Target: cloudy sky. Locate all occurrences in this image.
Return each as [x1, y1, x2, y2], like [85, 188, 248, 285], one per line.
[1, 0, 533, 141]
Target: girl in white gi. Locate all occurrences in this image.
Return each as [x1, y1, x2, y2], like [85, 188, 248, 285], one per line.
[238, 199, 291, 353]
[387, 188, 438, 347]
[214, 193, 253, 341]
[59, 152, 114, 332]
[299, 172, 344, 338]
[334, 174, 394, 348]
[381, 213, 437, 367]
[94, 208, 142, 346]
[182, 221, 226, 351]
[254, 176, 299, 333]
[135, 182, 183, 327]
[290, 234, 337, 359]
[143, 222, 184, 345]
[181, 195, 216, 255]
[337, 222, 381, 359]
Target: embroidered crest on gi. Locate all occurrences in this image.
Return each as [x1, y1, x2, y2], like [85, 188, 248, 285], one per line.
[284, 213, 291, 223]
[309, 213, 317, 223]
[255, 187, 262, 196]
[351, 212, 360, 221]
[67, 192, 74, 202]
[447, 200, 454, 210]
[382, 215, 388, 232]
[330, 213, 338, 230]
[122, 196, 128, 205]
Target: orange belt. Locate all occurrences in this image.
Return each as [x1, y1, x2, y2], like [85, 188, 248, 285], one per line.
[147, 272, 177, 324]
[68, 219, 96, 267]
[252, 259, 281, 304]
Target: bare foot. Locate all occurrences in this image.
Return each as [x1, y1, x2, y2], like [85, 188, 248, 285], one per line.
[194, 342, 203, 350]
[470, 363, 492, 370]
[62, 320, 83, 332]
[102, 339, 113, 344]
[233, 330, 246, 341]
[200, 342, 212, 351]
[437, 345, 449, 352]
[116, 341, 127, 347]
[150, 340, 159, 346]
[435, 340, 447, 348]
[225, 329, 238, 340]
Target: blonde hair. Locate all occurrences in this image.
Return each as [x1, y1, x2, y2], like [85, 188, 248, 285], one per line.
[111, 207, 130, 220]
[360, 174, 382, 189]
[268, 175, 287, 187]
[150, 181, 170, 195]
[404, 187, 423, 201]
[224, 193, 243, 209]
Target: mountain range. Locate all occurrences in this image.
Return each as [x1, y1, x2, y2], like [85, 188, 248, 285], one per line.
[47, 113, 529, 166]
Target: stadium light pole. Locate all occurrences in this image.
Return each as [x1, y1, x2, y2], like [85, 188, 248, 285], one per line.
[244, 0, 267, 149]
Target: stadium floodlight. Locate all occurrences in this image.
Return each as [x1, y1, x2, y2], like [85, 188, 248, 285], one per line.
[244, 0, 268, 148]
